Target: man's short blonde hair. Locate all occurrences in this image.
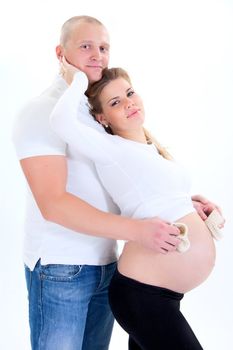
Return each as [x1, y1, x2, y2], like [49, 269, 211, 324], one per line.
[60, 15, 104, 46]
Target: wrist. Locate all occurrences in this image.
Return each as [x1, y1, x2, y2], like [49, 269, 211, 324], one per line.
[122, 218, 143, 243]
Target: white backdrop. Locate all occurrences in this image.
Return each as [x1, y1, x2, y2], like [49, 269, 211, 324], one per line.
[0, 0, 232, 349]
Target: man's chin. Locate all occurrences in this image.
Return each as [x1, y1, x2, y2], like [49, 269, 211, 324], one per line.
[88, 71, 103, 83]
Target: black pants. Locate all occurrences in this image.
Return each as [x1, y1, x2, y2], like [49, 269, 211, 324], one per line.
[108, 269, 203, 350]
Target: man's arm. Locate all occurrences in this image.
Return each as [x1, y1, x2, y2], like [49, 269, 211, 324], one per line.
[20, 155, 180, 254]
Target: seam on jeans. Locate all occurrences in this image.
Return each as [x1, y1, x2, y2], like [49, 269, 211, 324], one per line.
[38, 265, 44, 350]
[28, 268, 32, 300]
[96, 265, 106, 291]
[96, 262, 116, 292]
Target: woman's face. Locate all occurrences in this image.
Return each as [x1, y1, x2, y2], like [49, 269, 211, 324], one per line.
[96, 77, 145, 135]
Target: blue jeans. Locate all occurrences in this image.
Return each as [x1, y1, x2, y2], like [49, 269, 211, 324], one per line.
[25, 260, 117, 350]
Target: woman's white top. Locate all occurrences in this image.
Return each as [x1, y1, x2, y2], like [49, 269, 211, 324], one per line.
[50, 72, 195, 223]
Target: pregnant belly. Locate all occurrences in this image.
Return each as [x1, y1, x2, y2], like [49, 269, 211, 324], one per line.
[118, 212, 216, 293]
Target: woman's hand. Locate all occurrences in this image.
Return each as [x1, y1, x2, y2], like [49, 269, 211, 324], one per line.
[59, 56, 80, 85]
[192, 194, 225, 228]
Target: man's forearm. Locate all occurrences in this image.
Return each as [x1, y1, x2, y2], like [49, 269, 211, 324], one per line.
[41, 191, 181, 254]
[42, 191, 140, 241]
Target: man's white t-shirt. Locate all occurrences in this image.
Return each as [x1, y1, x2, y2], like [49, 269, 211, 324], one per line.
[13, 76, 119, 270]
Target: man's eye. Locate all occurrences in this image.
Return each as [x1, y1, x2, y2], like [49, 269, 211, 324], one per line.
[81, 44, 90, 49]
[100, 46, 108, 52]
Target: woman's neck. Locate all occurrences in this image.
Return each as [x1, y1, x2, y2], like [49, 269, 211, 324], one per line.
[116, 129, 148, 144]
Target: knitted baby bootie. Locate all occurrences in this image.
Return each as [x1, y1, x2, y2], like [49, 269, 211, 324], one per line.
[172, 222, 190, 253]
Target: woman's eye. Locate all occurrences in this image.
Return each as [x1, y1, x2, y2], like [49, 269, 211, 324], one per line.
[111, 100, 120, 107]
[127, 90, 135, 97]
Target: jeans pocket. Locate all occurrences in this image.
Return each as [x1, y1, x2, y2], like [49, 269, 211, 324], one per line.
[40, 264, 84, 282]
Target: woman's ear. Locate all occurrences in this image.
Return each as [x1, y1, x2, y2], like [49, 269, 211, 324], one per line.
[95, 113, 108, 126]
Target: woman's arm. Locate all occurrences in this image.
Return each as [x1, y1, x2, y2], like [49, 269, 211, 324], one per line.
[50, 70, 113, 165]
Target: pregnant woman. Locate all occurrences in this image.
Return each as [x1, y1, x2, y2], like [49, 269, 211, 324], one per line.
[50, 63, 219, 349]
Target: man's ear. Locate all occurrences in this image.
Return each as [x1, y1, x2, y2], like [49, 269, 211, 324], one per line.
[95, 113, 108, 126]
[55, 45, 64, 60]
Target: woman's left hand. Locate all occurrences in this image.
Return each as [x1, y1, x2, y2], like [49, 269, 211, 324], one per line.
[192, 194, 225, 228]
[60, 56, 80, 85]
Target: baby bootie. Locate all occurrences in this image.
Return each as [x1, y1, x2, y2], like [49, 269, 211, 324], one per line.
[205, 209, 224, 240]
[172, 222, 190, 253]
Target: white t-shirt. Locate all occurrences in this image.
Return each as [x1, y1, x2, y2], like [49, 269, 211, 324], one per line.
[12, 75, 119, 270]
[50, 72, 195, 224]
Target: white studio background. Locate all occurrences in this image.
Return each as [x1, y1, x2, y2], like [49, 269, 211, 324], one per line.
[0, 0, 232, 349]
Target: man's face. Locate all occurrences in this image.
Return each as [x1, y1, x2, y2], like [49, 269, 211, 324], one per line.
[60, 22, 110, 82]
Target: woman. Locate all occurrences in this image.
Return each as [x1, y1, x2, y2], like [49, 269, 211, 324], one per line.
[50, 63, 220, 349]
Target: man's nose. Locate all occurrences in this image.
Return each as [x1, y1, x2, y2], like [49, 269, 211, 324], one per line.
[90, 47, 101, 60]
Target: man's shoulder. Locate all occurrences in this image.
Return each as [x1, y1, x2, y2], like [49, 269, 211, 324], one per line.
[16, 79, 66, 125]
[39, 76, 68, 101]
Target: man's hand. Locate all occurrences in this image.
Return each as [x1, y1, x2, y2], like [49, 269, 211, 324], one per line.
[192, 194, 225, 227]
[60, 56, 80, 85]
[135, 217, 181, 254]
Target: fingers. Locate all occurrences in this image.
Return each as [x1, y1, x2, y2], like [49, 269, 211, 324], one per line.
[158, 223, 181, 252]
[197, 208, 208, 220]
[60, 57, 68, 73]
[61, 56, 70, 68]
[160, 247, 169, 254]
[59, 59, 80, 85]
[60, 56, 72, 73]
[192, 194, 224, 219]
[203, 204, 216, 216]
[193, 201, 208, 220]
[141, 217, 184, 254]
[203, 205, 225, 226]
[159, 230, 181, 254]
[159, 241, 178, 254]
[191, 194, 208, 204]
[168, 224, 180, 236]
[167, 235, 181, 247]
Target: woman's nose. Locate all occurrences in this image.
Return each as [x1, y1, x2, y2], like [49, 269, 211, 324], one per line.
[125, 98, 134, 108]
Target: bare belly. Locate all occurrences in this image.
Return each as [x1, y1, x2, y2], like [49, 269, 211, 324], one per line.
[118, 212, 216, 293]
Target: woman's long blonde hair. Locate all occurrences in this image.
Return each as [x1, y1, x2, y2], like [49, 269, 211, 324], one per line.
[85, 67, 172, 160]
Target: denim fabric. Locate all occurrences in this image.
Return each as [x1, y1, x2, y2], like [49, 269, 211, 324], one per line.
[25, 260, 116, 350]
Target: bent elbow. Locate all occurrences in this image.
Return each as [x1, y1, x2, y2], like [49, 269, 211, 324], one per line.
[39, 203, 56, 222]
[37, 198, 60, 223]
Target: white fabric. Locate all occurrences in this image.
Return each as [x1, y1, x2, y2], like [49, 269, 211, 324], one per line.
[12, 75, 119, 270]
[50, 72, 195, 225]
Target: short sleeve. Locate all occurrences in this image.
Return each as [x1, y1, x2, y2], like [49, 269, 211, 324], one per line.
[12, 95, 66, 160]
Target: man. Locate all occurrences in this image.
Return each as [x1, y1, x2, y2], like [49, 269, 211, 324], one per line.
[12, 16, 218, 350]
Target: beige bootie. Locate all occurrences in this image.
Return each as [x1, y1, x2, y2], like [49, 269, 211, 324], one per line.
[172, 222, 190, 253]
[205, 209, 224, 240]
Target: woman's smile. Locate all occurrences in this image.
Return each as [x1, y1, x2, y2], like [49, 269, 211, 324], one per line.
[126, 108, 141, 118]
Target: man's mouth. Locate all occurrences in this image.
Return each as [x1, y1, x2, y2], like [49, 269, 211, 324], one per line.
[86, 65, 102, 69]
